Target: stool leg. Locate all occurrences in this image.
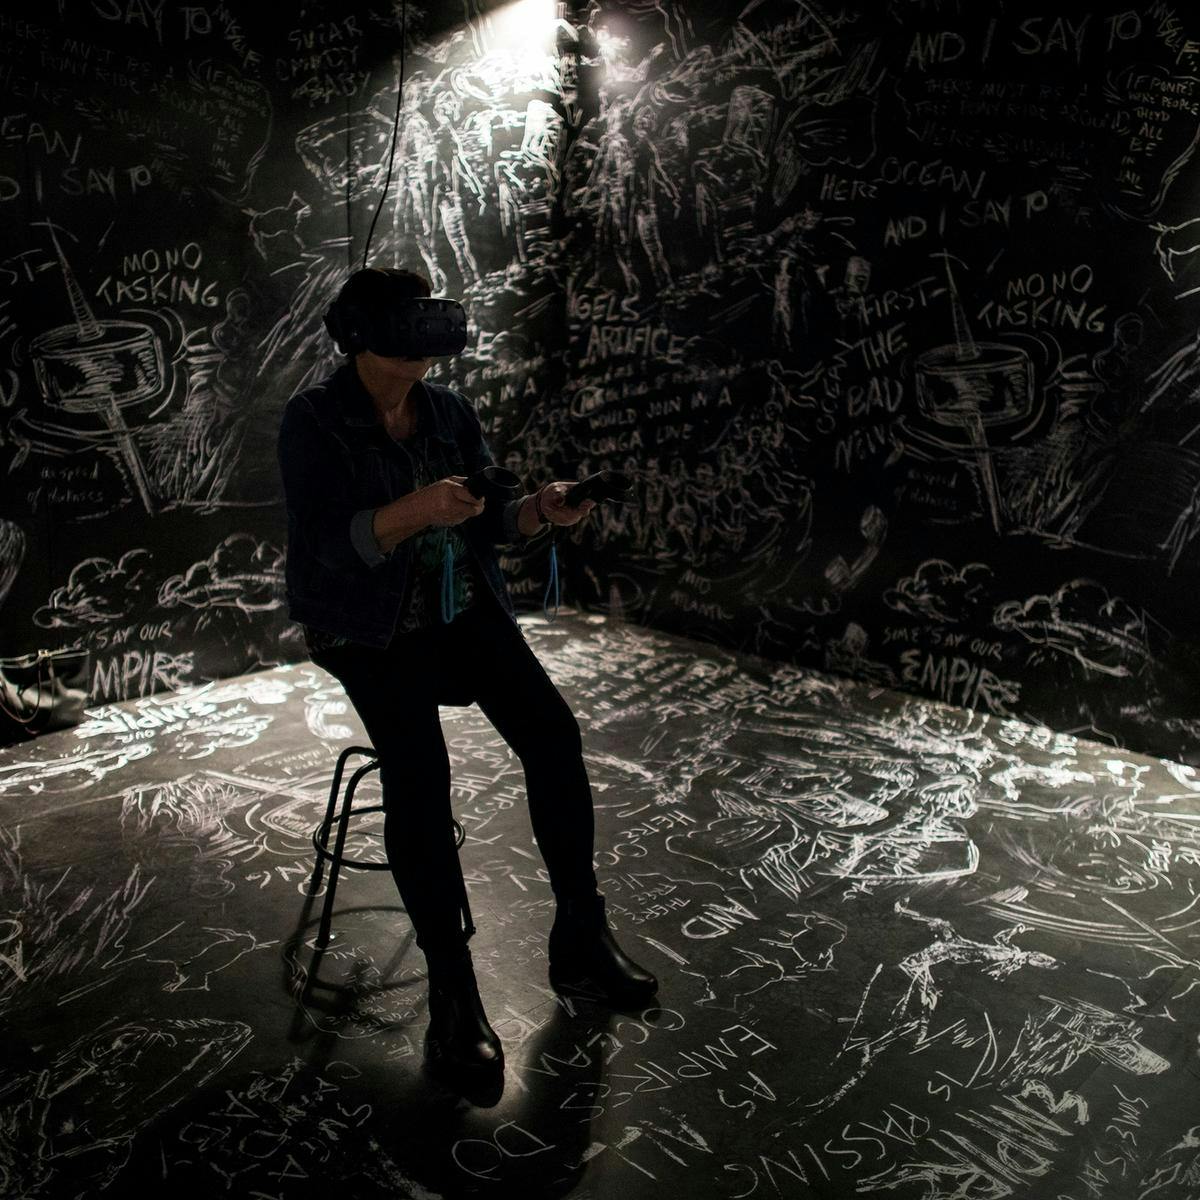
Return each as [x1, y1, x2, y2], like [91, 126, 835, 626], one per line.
[310, 746, 368, 896]
[315, 760, 376, 950]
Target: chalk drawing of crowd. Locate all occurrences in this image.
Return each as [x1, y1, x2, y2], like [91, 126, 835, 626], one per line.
[267, 1, 882, 320]
[289, 26, 569, 299]
[556, 5, 878, 307]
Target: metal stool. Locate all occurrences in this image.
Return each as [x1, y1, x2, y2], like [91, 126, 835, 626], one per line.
[309, 744, 473, 950]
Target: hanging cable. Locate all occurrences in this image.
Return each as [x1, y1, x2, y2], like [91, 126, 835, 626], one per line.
[361, 0, 407, 269]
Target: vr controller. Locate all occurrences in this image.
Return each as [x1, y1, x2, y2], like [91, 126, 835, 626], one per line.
[564, 470, 633, 507]
[325, 296, 468, 358]
[464, 466, 520, 501]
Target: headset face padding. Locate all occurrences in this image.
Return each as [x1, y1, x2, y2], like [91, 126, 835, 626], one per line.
[324, 294, 468, 357]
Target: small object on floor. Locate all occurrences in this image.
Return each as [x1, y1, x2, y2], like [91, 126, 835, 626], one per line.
[548, 892, 659, 1010]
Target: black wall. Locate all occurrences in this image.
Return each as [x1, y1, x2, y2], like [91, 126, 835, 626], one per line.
[1, 2, 1198, 764]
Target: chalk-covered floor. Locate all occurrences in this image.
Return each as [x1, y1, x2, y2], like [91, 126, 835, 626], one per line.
[1, 611, 1198, 1199]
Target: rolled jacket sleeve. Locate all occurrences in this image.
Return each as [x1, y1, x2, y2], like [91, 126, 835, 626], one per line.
[501, 494, 542, 544]
[349, 508, 386, 566]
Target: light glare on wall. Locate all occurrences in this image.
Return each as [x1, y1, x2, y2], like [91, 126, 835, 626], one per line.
[486, 0, 556, 50]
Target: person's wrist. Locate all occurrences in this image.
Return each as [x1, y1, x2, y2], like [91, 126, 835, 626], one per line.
[534, 485, 549, 524]
[409, 488, 432, 522]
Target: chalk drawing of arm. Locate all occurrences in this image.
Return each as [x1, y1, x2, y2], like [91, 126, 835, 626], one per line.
[822, 903, 1059, 1124]
[997, 996, 1169, 1086]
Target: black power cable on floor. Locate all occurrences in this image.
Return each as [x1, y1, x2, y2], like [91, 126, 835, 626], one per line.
[361, 0, 407, 269]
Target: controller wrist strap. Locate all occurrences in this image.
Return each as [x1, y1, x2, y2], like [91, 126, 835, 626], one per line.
[440, 530, 457, 624]
[543, 528, 560, 623]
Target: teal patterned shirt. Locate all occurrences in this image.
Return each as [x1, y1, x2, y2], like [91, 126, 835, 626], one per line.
[394, 435, 481, 633]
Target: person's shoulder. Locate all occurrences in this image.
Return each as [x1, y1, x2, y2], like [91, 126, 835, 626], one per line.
[285, 363, 353, 420]
[423, 379, 477, 421]
[422, 379, 470, 405]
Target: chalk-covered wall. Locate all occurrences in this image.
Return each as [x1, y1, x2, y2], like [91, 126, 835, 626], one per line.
[541, 3, 1200, 765]
[1, 2, 1198, 765]
[0, 6, 312, 711]
[0, 1, 578, 726]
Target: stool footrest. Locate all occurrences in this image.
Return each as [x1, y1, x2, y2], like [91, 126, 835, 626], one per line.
[309, 745, 472, 951]
[313, 802, 391, 871]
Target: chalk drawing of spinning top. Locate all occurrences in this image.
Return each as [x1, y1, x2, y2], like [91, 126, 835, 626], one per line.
[912, 253, 1038, 533]
[25, 222, 166, 514]
[0, 518, 23, 613]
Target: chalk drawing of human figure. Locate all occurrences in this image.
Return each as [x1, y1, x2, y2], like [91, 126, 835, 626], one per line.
[716, 443, 752, 553]
[594, 454, 635, 540]
[582, 97, 639, 296]
[822, 900, 1058, 1116]
[638, 456, 669, 553]
[767, 207, 821, 351]
[629, 106, 680, 294]
[691, 84, 773, 269]
[664, 457, 697, 558]
[692, 460, 720, 550]
[391, 75, 447, 294]
[492, 99, 560, 273]
[431, 90, 485, 287]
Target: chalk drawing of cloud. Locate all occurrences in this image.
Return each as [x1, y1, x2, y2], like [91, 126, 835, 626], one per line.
[34, 549, 156, 628]
[993, 580, 1155, 678]
[157, 534, 284, 614]
[884, 559, 993, 623]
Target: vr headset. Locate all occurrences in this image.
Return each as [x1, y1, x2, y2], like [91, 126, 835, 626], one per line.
[324, 274, 468, 357]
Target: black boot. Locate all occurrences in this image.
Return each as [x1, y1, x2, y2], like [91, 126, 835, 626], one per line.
[424, 946, 504, 1084]
[548, 893, 659, 1009]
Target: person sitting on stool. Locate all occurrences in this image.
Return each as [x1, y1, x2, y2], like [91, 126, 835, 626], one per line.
[277, 266, 657, 1089]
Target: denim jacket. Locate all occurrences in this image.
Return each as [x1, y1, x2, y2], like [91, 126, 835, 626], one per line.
[277, 362, 543, 647]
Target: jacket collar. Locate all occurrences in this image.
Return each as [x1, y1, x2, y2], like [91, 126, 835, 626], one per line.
[337, 362, 456, 446]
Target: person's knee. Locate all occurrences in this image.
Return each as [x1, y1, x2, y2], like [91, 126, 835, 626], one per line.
[502, 702, 581, 765]
[561, 710, 583, 755]
[379, 757, 451, 811]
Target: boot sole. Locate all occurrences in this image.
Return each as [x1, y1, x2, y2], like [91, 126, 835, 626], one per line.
[425, 1037, 504, 1069]
[549, 969, 659, 1009]
[423, 1053, 506, 1104]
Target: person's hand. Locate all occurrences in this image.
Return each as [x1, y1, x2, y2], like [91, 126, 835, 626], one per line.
[539, 482, 597, 526]
[420, 476, 485, 527]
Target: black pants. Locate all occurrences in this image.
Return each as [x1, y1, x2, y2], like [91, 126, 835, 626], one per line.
[311, 598, 599, 955]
